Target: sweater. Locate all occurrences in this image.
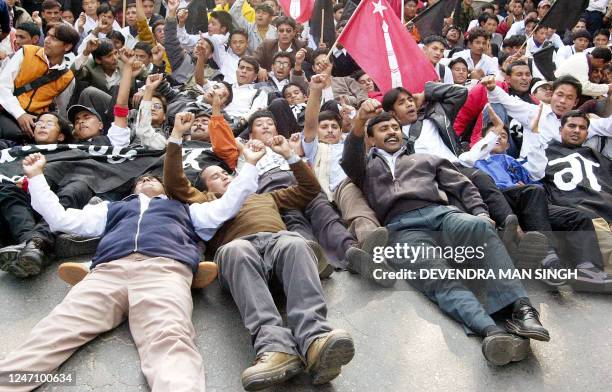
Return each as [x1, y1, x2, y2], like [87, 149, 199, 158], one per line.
[163, 142, 321, 251]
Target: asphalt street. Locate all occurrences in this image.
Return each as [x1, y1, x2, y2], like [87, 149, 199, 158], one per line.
[2, 259, 612, 392]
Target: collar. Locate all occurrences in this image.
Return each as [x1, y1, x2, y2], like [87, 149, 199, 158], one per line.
[122, 193, 168, 201]
[373, 146, 406, 160]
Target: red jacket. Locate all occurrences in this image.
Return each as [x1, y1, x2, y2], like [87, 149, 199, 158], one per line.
[453, 81, 540, 147]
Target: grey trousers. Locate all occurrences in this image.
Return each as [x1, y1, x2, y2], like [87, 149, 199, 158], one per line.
[215, 231, 332, 357]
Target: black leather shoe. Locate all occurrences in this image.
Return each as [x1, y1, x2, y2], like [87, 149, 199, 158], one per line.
[15, 238, 52, 277]
[482, 330, 530, 366]
[505, 300, 550, 342]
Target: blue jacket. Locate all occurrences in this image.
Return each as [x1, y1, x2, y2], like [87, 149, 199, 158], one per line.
[474, 154, 538, 190]
[91, 195, 201, 272]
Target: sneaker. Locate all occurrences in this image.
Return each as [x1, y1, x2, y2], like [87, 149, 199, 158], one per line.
[241, 352, 304, 391]
[307, 240, 334, 279]
[569, 262, 612, 293]
[540, 250, 567, 287]
[505, 299, 550, 342]
[482, 328, 530, 366]
[306, 329, 355, 385]
[346, 247, 396, 288]
[359, 227, 389, 256]
[515, 231, 549, 269]
[58, 262, 91, 286]
[192, 262, 218, 289]
[55, 234, 100, 259]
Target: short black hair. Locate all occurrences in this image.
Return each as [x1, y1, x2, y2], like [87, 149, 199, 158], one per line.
[281, 82, 307, 97]
[272, 51, 295, 68]
[41, 0, 61, 10]
[318, 110, 341, 127]
[210, 11, 234, 33]
[255, 4, 274, 16]
[92, 38, 115, 59]
[238, 55, 260, 74]
[478, 13, 498, 26]
[448, 57, 468, 70]
[592, 47, 612, 62]
[594, 28, 609, 39]
[274, 16, 297, 30]
[366, 112, 400, 137]
[422, 35, 447, 47]
[230, 28, 248, 41]
[152, 19, 165, 34]
[107, 30, 125, 45]
[134, 41, 152, 56]
[572, 29, 592, 41]
[505, 60, 531, 76]
[467, 27, 490, 43]
[132, 173, 164, 193]
[248, 110, 276, 132]
[49, 24, 80, 51]
[560, 109, 590, 128]
[552, 75, 582, 97]
[333, 4, 344, 12]
[220, 81, 233, 106]
[96, 3, 115, 16]
[311, 48, 329, 63]
[503, 35, 526, 48]
[15, 22, 41, 38]
[382, 87, 412, 112]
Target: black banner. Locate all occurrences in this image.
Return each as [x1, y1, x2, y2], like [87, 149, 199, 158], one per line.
[0, 142, 229, 193]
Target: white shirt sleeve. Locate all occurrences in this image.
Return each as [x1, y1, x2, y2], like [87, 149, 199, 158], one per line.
[135, 101, 167, 150]
[189, 162, 259, 240]
[588, 117, 612, 139]
[301, 136, 318, 165]
[521, 139, 549, 181]
[106, 123, 131, 148]
[177, 26, 199, 51]
[487, 86, 539, 128]
[28, 174, 108, 237]
[457, 131, 498, 167]
[0, 49, 26, 119]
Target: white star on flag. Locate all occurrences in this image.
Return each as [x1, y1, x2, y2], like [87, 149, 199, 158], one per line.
[372, 0, 387, 17]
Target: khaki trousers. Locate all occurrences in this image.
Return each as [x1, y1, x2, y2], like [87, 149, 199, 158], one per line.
[333, 179, 381, 245]
[593, 218, 612, 273]
[0, 253, 205, 392]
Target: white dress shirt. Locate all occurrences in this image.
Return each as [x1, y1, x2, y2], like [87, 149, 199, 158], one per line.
[403, 120, 459, 163]
[302, 138, 347, 192]
[224, 83, 269, 119]
[487, 86, 612, 158]
[0, 48, 75, 120]
[28, 162, 259, 241]
[452, 49, 499, 75]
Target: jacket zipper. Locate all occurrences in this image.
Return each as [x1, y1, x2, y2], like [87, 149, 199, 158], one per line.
[133, 201, 146, 251]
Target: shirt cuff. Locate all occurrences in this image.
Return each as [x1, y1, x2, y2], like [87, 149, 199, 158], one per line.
[27, 174, 49, 193]
[286, 154, 300, 164]
[168, 136, 183, 145]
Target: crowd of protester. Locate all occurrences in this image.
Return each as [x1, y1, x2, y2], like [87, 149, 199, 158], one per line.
[0, 0, 611, 390]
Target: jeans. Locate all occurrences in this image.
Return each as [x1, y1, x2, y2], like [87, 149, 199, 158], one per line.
[386, 205, 528, 336]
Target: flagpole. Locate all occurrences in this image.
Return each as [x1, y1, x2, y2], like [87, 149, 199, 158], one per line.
[325, 0, 367, 60]
[320, 8, 325, 45]
[401, 0, 404, 23]
[122, 0, 127, 27]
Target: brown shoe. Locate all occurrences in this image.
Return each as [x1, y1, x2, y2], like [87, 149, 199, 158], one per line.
[192, 262, 218, 289]
[241, 351, 304, 391]
[306, 329, 355, 385]
[58, 262, 90, 286]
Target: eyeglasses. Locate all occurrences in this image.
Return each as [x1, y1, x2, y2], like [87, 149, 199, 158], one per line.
[152, 103, 164, 110]
[35, 120, 57, 129]
[278, 28, 293, 33]
[274, 61, 291, 67]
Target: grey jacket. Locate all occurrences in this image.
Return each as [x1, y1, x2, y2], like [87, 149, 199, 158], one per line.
[340, 133, 487, 225]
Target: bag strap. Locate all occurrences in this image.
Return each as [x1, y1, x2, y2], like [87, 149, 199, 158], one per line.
[13, 68, 71, 97]
[403, 119, 423, 155]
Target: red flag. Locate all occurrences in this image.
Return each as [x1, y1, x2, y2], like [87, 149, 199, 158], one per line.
[278, 0, 315, 23]
[337, 0, 438, 93]
[388, 0, 402, 18]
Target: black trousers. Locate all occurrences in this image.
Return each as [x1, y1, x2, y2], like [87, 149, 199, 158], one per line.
[458, 166, 514, 226]
[0, 181, 94, 247]
[503, 184, 604, 269]
[257, 169, 355, 267]
[0, 112, 26, 144]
